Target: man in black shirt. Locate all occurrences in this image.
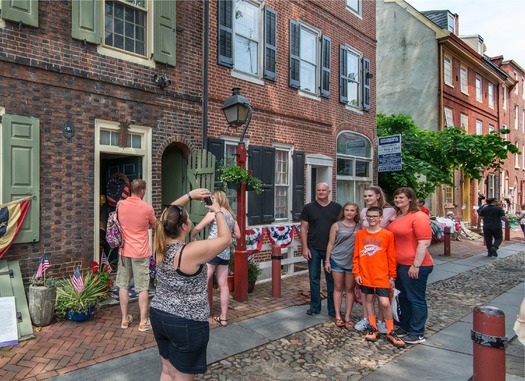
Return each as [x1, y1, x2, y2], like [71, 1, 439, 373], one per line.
[300, 183, 342, 317]
[479, 198, 509, 257]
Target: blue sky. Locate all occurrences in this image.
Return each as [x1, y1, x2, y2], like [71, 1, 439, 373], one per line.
[406, 0, 525, 68]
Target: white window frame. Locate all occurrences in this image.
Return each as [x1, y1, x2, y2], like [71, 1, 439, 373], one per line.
[447, 12, 455, 33]
[460, 113, 468, 130]
[476, 119, 482, 135]
[444, 108, 454, 127]
[345, 46, 363, 110]
[488, 82, 494, 108]
[515, 142, 520, 169]
[460, 66, 468, 94]
[444, 56, 453, 86]
[298, 22, 321, 98]
[273, 144, 292, 222]
[488, 124, 495, 134]
[345, 0, 362, 18]
[475, 75, 482, 102]
[503, 84, 507, 109]
[515, 72, 519, 94]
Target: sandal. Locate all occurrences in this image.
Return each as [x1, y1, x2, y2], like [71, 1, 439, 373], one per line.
[335, 318, 346, 328]
[214, 316, 228, 327]
[345, 321, 354, 330]
[121, 314, 133, 329]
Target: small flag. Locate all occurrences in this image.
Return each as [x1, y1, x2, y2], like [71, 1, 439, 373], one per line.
[101, 253, 112, 273]
[71, 266, 85, 293]
[36, 254, 51, 278]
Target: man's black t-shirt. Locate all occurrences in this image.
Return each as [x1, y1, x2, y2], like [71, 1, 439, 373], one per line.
[479, 205, 505, 229]
[300, 201, 342, 251]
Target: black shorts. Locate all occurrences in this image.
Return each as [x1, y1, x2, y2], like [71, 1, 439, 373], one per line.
[360, 285, 390, 298]
[150, 307, 209, 374]
[208, 256, 229, 266]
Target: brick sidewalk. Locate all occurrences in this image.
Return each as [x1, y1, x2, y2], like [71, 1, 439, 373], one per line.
[1, 231, 522, 381]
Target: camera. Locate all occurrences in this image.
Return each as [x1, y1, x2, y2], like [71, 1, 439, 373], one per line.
[204, 196, 213, 205]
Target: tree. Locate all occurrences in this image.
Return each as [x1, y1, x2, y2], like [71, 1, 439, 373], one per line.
[377, 113, 520, 199]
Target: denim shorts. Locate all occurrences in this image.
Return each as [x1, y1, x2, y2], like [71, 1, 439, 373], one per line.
[208, 256, 229, 266]
[329, 258, 353, 274]
[150, 307, 209, 374]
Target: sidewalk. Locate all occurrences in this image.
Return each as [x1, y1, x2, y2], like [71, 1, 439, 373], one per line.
[0, 232, 523, 381]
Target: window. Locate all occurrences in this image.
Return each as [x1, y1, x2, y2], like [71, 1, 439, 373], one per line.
[289, 21, 331, 97]
[523, 78, 525, 100]
[460, 113, 467, 129]
[475, 75, 482, 101]
[444, 56, 452, 86]
[523, 110, 525, 133]
[515, 105, 519, 129]
[487, 174, 497, 198]
[274, 148, 291, 220]
[218, 1, 277, 81]
[515, 72, 519, 94]
[100, 130, 120, 146]
[346, 0, 362, 17]
[503, 84, 507, 109]
[336, 132, 372, 204]
[523, 145, 525, 169]
[72, 0, 176, 66]
[488, 82, 494, 108]
[476, 119, 482, 135]
[444, 108, 454, 127]
[515, 142, 520, 168]
[447, 12, 455, 33]
[444, 185, 454, 207]
[339, 45, 371, 110]
[488, 124, 494, 133]
[460, 66, 468, 93]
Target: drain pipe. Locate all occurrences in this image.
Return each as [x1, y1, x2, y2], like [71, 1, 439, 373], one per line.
[202, 0, 210, 149]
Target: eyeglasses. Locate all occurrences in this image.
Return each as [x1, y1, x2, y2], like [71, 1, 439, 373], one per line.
[366, 215, 381, 219]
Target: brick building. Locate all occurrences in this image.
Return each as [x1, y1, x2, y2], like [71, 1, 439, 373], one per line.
[1, 0, 377, 280]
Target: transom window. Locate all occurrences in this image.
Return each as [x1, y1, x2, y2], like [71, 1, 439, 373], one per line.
[234, 0, 261, 75]
[104, 0, 146, 56]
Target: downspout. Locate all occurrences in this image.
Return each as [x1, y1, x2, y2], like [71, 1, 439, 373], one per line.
[202, 0, 210, 149]
[438, 42, 444, 216]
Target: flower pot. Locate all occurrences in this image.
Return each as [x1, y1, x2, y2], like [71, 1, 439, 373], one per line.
[226, 181, 240, 190]
[248, 280, 256, 293]
[227, 275, 234, 292]
[65, 305, 96, 322]
[28, 285, 56, 327]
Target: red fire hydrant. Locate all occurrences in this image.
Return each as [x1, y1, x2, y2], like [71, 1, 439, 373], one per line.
[471, 305, 507, 381]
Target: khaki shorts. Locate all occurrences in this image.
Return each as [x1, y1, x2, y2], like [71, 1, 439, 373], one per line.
[116, 256, 150, 292]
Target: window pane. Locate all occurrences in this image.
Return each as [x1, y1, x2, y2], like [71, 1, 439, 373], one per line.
[346, 0, 360, 13]
[234, 36, 258, 74]
[100, 130, 111, 145]
[355, 160, 369, 177]
[337, 158, 353, 176]
[132, 134, 141, 148]
[275, 186, 288, 219]
[348, 81, 359, 106]
[105, 0, 145, 55]
[300, 62, 316, 92]
[110, 131, 119, 146]
[235, 1, 258, 39]
[347, 53, 359, 82]
[337, 132, 371, 157]
[300, 29, 317, 64]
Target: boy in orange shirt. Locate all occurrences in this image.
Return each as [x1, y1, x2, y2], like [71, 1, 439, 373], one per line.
[353, 206, 405, 347]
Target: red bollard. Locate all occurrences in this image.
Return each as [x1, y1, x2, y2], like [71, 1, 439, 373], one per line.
[443, 226, 451, 256]
[471, 306, 507, 381]
[271, 244, 282, 298]
[504, 223, 510, 241]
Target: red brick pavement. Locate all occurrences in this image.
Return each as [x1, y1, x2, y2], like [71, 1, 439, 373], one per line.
[1, 231, 522, 381]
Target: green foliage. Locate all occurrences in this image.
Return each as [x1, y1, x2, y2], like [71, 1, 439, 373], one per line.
[377, 113, 520, 199]
[218, 161, 263, 194]
[30, 274, 59, 288]
[55, 271, 108, 317]
[247, 260, 262, 281]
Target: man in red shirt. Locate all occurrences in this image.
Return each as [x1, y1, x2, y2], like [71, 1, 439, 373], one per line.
[418, 198, 430, 216]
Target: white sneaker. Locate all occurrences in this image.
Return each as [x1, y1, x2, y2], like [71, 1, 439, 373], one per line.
[355, 317, 369, 332]
[377, 320, 387, 334]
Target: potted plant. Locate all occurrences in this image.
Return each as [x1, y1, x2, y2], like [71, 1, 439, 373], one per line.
[247, 259, 262, 293]
[28, 274, 59, 327]
[55, 270, 108, 321]
[218, 161, 263, 194]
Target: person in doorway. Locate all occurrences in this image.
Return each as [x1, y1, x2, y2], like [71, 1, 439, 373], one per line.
[116, 179, 156, 331]
[191, 191, 240, 327]
[325, 202, 361, 329]
[418, 198, 430, 216]
[300, 182, 342, 317]
[150, 189, 231, 380]
[479, 198, 509, 257]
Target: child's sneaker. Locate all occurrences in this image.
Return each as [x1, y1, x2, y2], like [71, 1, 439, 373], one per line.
[365, 326, 379, 342]
[138, 320, 152, 332]
[355, 318, 369, 332]
[377, 320, 387, 334]
[386, 331, 406, 348]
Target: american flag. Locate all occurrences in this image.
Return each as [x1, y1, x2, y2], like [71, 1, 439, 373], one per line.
[100, 253, 112, 273]
[36, 254, 51, 278]
[71, 266, 85, 293]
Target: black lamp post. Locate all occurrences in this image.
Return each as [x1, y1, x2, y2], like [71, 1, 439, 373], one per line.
[221, 88, 252, 302]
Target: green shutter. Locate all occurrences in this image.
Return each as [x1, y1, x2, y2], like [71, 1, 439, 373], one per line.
[1, 0, 39, 27]
[2, 115, 40, 243]
[71, 0, 101, 45]
[154, 0, 176, 66]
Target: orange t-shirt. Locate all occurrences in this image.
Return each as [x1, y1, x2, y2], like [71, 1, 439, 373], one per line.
[352, 228, 396, 288]
[387, 211, 433, 266]
[118, 195, 156, 258]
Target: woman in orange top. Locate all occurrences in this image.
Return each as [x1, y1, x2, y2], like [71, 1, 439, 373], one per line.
[387, 187, 433, 345]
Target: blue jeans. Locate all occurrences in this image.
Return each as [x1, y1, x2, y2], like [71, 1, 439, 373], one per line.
[307, 246, 335, 316]
[395, 264, 433, 336]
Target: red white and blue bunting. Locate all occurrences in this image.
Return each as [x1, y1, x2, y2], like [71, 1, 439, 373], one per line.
[246, 228, 264, 254]
[266, 225, 294, 248]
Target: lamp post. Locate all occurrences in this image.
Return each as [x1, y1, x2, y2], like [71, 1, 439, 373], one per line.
[221, 88, 252, 302]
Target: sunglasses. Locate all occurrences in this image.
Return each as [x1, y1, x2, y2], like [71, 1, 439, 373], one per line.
[163, 204, 185, 226]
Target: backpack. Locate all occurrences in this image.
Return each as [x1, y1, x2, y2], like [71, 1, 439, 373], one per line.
[106, 203, 123, 248]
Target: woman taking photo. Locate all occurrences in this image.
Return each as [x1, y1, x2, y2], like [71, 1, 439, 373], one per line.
[325, 202, 361, 329]
[150, 189, 231, 380]
[387, 187, 433, 345]
[192, 190, 240, 327]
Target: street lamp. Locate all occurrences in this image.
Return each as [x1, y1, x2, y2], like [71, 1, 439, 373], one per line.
[221, 88, 252, 302]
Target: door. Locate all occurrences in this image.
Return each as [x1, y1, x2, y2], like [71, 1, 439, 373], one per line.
[105, 156, 142, 184]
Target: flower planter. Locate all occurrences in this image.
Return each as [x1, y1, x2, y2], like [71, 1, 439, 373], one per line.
[28, 285, 56, 327]
[226, 181, 240, 190]
[248, 280, 256, 293]
[65, 305, 96, 322]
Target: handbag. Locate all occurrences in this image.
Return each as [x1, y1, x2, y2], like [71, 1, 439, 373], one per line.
[106, 202, 123, 248]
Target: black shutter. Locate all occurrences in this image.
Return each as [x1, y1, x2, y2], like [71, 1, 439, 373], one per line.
[320, 35, 331, 98]
[263, 6, 277, 81]
[218, 0, 234, 68]
[291, 151, 305, 221]
[248, 145, 275, 225]
[339, 45, 348, 104]
[207, 138, 225, 188]
[362, 57, 371, 111]
[289, 20, 300, 89]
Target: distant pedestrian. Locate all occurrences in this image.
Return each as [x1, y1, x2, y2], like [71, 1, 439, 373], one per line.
[191, 191, 240, 327]
[116, 179, 156, 332]
[300, 182, 342, 317]
[418, 198, 430, 216]
[353, 206, 405, 347]
[517, 204, 525, 239]
[325, 202, 361, 329]
[479, 198, 509, 257]
[387, 187, 433, 345]
[150, 189, 231, 380]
